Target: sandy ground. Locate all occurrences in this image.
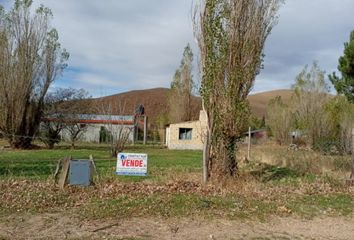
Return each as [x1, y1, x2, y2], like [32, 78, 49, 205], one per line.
[1, 213, 354, 240]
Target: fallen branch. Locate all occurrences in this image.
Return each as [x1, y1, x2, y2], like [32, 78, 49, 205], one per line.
[92, 223, 120, 232]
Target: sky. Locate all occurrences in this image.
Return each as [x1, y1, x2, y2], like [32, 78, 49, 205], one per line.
[1, 0, 353, 97]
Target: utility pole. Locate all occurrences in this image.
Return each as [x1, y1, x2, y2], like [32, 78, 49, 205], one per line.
[351, 128, 354, 179]
[247, 127, 251, 160]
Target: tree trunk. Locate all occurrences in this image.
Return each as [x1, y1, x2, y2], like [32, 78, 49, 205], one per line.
[10, 135, 33, 149]
[225, 136, 238, 176]
[48, 141, 55, 149]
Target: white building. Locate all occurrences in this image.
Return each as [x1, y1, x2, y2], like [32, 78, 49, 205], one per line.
[45, 114, 135, 143]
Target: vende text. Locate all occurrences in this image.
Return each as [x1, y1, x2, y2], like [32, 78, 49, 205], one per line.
[122, 160, 143, 167]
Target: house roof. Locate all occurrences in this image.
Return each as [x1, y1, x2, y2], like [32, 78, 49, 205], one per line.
[43, 114, 135, 125]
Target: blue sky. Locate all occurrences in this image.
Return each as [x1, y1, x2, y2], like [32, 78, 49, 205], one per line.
[1, 0, 354, 97]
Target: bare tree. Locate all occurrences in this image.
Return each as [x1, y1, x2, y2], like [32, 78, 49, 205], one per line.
[193, 0, 282, 181]
[65, 119, 88, 149]
[94, 99, 134, 157]
[111, 123, 133, 156]
[40, 120, 64, 149]
[0, 1, 69, 149]
[40, 88, 90, 149]
[292, 62, 331, 147]
[59, 89, 90, 149]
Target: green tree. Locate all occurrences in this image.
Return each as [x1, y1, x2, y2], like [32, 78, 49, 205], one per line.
[168, 44, 194, 123]
[324, 96, 354, 154]
[249, 115, 266, 131]
[292, 62, 331, 147]
[194, 0, 282, 181]
[329, 30, 354, 102]
[0, 0, 69, 148]
[329, 30, 354, 177]
[266, 96, 293, 145]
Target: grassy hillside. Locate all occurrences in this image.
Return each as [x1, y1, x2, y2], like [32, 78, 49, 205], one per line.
[248, 89, 293, 118]
[87, 88, 202, 123]
[85, 88, 293, 122]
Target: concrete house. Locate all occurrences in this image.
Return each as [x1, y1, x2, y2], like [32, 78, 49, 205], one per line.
[165, 111, 207, 150]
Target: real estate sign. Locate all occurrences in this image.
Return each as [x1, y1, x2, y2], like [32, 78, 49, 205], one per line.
[116, 153, 148, 176]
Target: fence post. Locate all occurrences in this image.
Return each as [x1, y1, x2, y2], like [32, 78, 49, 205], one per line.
[203, 132, 209, 184]
[351, 128, 354, 179]
[247, 127, 251, 160]
[58, 156, 71, 189]
[143, 116, 148, 145]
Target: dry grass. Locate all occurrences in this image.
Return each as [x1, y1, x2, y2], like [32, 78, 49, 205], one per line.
[1, 143, 353, 221]
[240, 142, 351, 178]
[0, 168, 353, 220]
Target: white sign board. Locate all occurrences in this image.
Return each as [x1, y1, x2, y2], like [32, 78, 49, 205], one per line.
[116, 153, 148, 176]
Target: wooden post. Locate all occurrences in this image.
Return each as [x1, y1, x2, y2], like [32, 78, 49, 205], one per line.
[58, 156, 71, 189]
[89, 155, 101, 184]
[247, 127, 251, 160]
[143, 115, 148, 145]
[203, 132, 209, 184]
[346, 128, 354, 185]
[132, 118, 135, 146]
[161, 128, 165, 147]
[351, 128, 354, 179]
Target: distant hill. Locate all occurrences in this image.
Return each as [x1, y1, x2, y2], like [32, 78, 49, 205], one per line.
[248, 89, 293, 118]
[86, 88, 293, 123]
[86, 88, 202, 123]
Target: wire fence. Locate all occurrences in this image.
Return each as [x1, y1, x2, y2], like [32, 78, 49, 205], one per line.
[0, 133, 148, 180]
[1, 132, 352, 184]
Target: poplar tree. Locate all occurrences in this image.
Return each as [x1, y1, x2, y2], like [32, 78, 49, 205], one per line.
[194, 0, 283, 181]
[169, 44, 194, 123]
[0, 0, 69, 148]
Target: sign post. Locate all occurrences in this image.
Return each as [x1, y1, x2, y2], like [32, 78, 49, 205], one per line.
[116, 153, 148, 176]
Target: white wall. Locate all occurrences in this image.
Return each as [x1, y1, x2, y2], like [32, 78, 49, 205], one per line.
[61, 124, 134, 143]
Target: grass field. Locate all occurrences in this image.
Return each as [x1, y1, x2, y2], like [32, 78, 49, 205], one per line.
[0, 142, 354, 222]
[0, 144, 202, 180]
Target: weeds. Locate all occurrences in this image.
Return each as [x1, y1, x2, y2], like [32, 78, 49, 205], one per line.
[286, 194, 353, 218]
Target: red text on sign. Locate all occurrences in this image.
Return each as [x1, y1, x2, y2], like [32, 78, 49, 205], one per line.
[122, 160, 143, 167]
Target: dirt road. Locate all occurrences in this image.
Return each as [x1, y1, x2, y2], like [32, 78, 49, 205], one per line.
[1, 213, 354, 240]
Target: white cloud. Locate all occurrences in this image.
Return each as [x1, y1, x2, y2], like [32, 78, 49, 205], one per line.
[255, 0, 354, 93]
[1, 0, 353, 96]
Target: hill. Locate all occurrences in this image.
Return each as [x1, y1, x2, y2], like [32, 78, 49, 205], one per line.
[248, 89, 293, 118]
[87, 88, 293, 123]
[87, 88, 202, 123]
